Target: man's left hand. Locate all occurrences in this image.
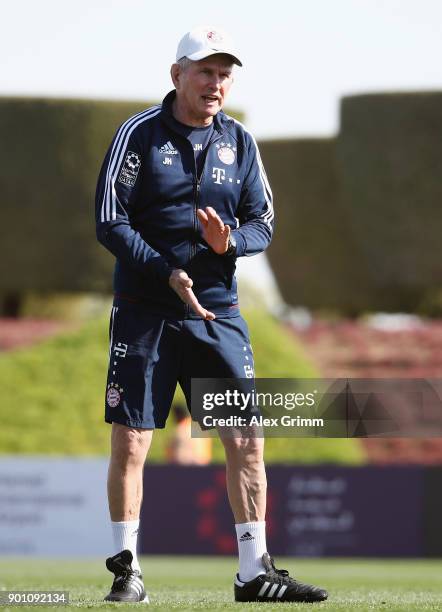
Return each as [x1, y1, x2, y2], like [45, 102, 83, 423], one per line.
[197, 206, 230, 254]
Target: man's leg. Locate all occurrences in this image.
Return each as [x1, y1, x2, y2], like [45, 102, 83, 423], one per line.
[221, 434, 266, 522]
[182, 317, 267, 582]
[221, 431, 328, 603]
[103, 308, 181, 602]
[221, 434, 268, 582]
[182, 317, 328, 602]
[107, 423, 153, 572]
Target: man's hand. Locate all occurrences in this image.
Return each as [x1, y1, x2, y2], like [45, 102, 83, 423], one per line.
[169, 269, 215, 320]
[197, 206, 230, 254]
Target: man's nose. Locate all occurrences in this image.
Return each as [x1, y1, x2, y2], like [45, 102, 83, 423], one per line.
[208, 76, 222, 90]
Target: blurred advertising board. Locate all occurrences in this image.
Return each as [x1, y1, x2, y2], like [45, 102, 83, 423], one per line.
[141, 465, 439, 558]
[0, 460, 440, 557]
[0, 457, 109, 556]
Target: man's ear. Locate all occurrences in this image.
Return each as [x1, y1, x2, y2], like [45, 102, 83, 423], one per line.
[170, 63, 180, 89]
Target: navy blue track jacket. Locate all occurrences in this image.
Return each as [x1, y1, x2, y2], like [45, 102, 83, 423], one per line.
[95, 90, 274, 319]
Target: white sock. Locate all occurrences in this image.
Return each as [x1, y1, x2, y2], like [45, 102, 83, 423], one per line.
[235, 521, 267, 582]
[111, 520, 141, 573]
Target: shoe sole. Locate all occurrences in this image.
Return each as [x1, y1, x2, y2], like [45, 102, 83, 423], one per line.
[104, 595, 150, 603]
[235, 594, 328, 603]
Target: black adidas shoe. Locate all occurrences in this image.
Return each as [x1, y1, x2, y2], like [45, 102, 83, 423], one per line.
[234, 552, 328, 603]
[104, 549, 149, 603]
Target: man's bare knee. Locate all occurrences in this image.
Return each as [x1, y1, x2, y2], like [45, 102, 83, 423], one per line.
[111, 423, 153, 470]
[221, 435, 264, 464]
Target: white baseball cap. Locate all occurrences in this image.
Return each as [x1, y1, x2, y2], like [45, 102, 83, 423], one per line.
[176, 26, 242, 66]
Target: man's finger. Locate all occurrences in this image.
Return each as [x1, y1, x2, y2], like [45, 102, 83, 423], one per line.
[197, 209, 209, 225]
[183, 287, 216, 320]
[206, 207, 224, 231]
[169, 270, 215, 320]
[169, 269, 192, 291]
[178, 276, 193, 289]
[206, 206, 220, 221]
[174, 270, 193, 287]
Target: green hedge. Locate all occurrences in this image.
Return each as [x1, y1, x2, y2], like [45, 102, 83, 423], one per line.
[0, 97, 145, 295]
[337, 92, 442, 311]
[260, 93, 442, 314]
[260, 138, 369, 314]
[0, 308, 363, 464]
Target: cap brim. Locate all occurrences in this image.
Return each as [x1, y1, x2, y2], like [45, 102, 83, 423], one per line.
[185, 48, 242, 67]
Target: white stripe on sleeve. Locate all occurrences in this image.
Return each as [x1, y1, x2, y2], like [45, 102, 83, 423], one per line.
[100, 106, 161, 222]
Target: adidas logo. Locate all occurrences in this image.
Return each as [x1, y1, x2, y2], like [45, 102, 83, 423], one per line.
[239, 531, 255, 542]
[159, 141, 178, 155]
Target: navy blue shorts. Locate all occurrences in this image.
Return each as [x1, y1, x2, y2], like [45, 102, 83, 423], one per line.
[104, 301, 255, 429]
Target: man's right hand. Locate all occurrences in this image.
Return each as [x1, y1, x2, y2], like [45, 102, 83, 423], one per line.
[169, 269, 215, 320]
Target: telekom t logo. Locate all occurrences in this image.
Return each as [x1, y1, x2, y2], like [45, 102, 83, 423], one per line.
[212, 167, 225, 184]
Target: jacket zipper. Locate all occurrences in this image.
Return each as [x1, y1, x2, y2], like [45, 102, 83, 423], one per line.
[187, 129, 224, 317]
[186, 158, 202, 318]
[192, 129, 224, 251]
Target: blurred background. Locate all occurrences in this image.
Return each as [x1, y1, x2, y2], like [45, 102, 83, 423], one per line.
[1, 0, 442, 560]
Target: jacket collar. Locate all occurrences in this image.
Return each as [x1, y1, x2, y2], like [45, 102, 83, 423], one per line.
[160, 89, 233, 135]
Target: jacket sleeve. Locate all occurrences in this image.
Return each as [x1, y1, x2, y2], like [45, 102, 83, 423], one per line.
[231, 133, 274, 257]
[95, 123, 172, 283]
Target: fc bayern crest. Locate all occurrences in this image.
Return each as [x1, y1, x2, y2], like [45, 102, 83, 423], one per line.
[107, 385, 121, 408]
[207, 30, 223, 43]
[218, 146, 235, 165]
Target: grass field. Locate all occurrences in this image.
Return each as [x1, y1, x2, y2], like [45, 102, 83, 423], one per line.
[1, 556, 441, 611]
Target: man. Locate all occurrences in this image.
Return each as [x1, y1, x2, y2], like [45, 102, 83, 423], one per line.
[95, 25, 328, 604]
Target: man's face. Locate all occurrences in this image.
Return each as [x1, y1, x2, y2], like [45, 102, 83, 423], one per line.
[173, 55, 234, 123]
